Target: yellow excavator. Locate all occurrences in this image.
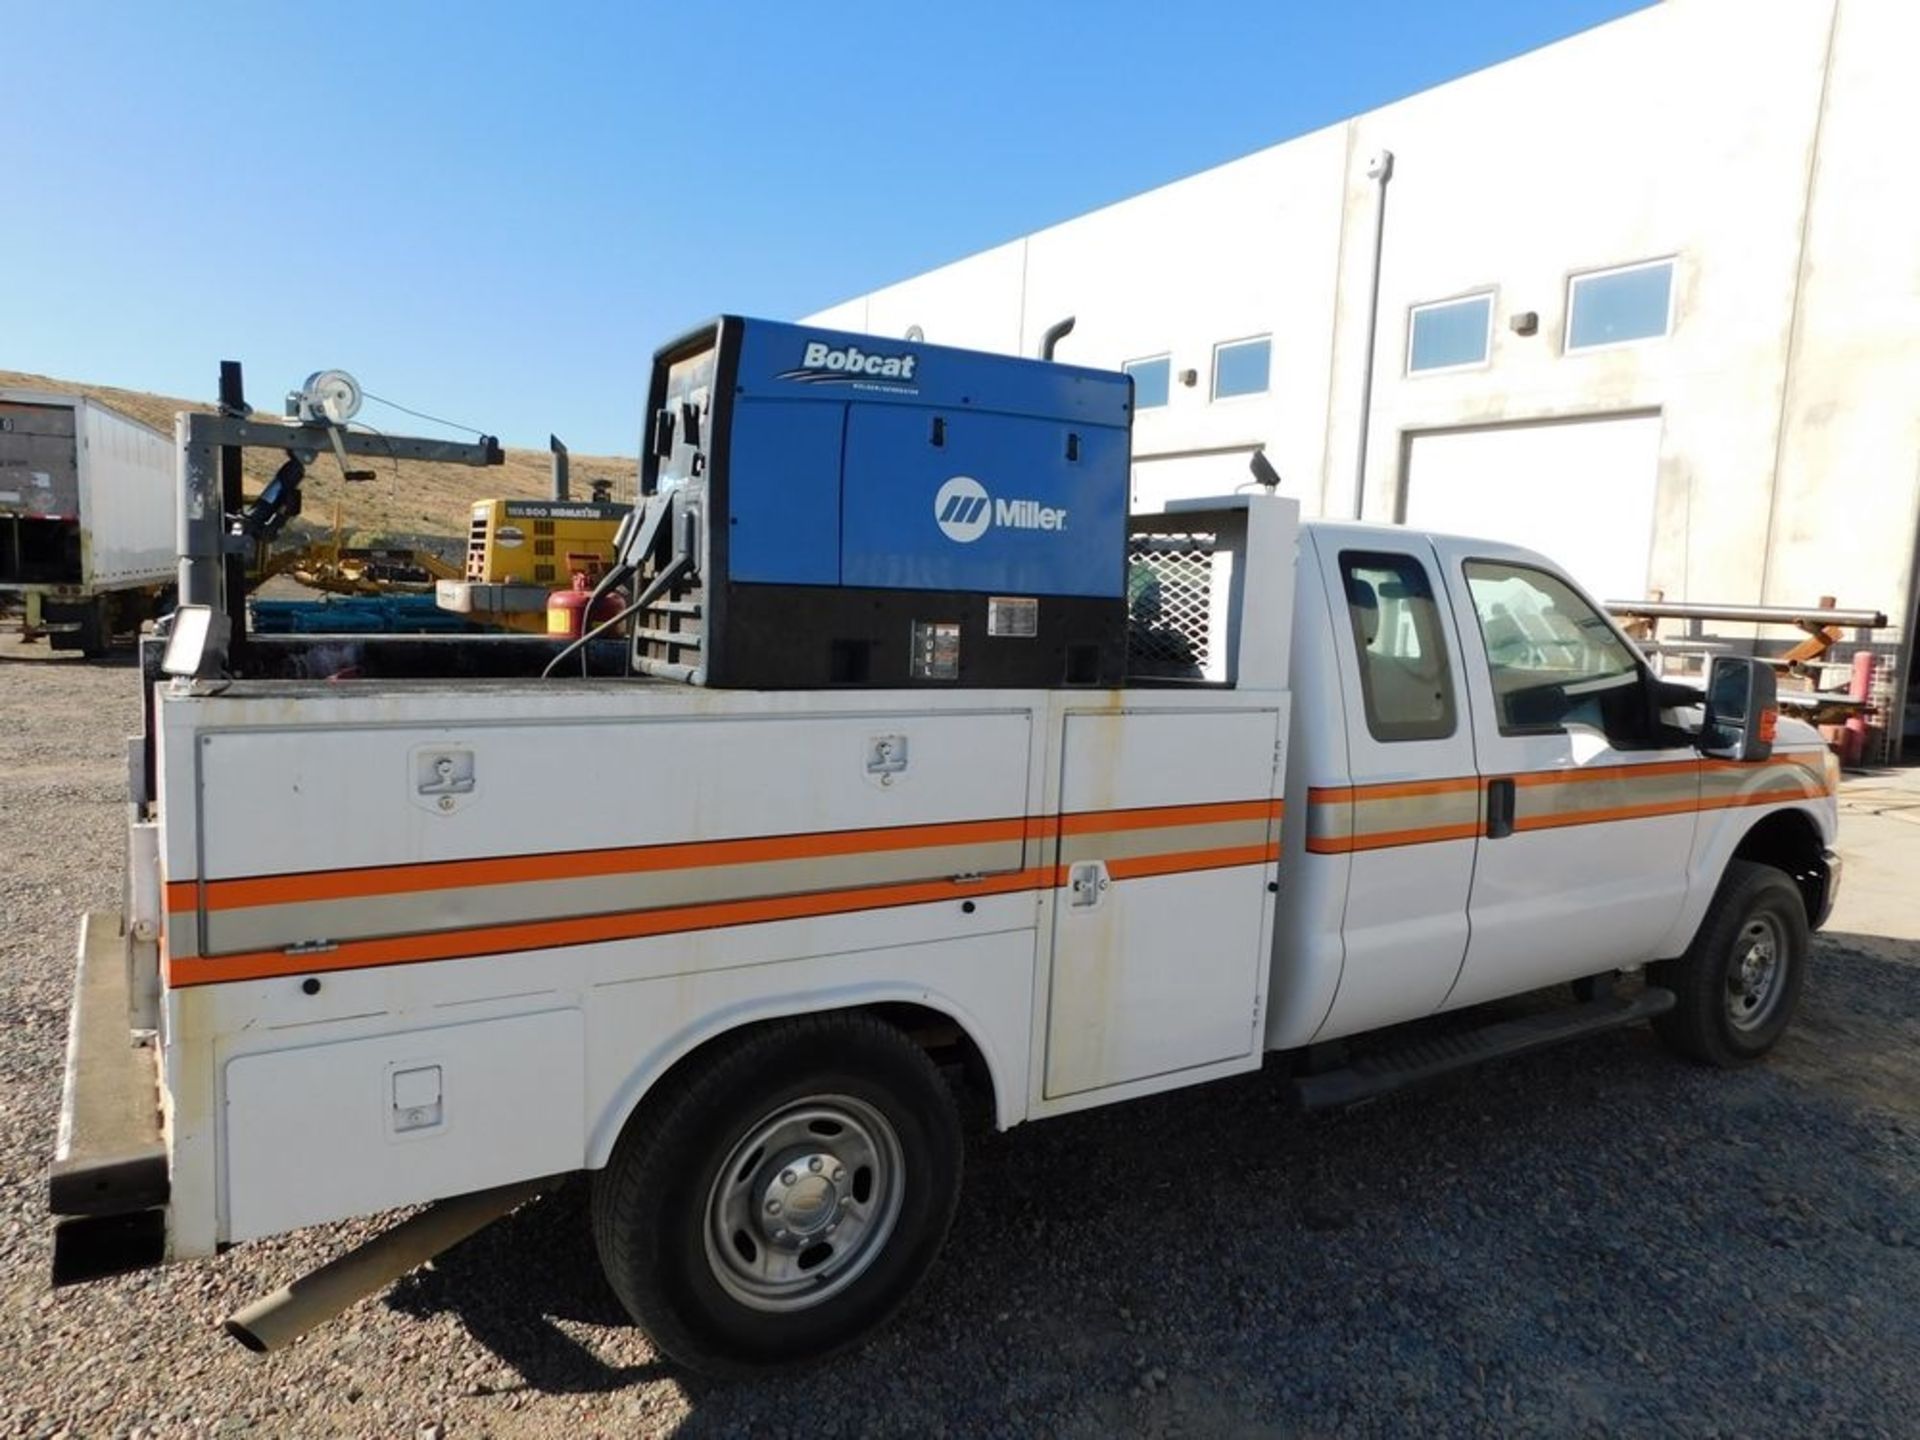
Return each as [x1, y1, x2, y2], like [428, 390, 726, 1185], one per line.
[254, 437, 630, 633]
[435, 483, 630, 634]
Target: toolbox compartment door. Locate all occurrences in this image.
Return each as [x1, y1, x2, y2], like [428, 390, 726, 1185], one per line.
[222, 1008, 584, 1241]
[1043, 706, 1282, 1098]
[182, 710, 1034, 970]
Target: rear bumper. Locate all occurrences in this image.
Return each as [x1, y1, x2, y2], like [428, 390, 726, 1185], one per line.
[48, 912, 169, 1284]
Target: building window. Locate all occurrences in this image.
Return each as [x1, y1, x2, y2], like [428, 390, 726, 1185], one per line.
[1124, 355, 1171, 410]
[1340, 551, 1457, 742]
[1567, 258, 1675, 351]
[1408, 293, 1493, 373]
[1212, 336, 1270, 400]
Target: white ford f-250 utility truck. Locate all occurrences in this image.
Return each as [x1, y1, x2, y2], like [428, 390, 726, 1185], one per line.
[49, 320, 1838, 1376]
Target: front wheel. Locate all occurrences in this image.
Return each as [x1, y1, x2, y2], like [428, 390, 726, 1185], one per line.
[1650, 860, 1808, 1066]
[591, 1014, 962, 1376]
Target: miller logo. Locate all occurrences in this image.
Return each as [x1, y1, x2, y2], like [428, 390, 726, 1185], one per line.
[933, 476, 1068, 544]
[777, 340, 919, 388]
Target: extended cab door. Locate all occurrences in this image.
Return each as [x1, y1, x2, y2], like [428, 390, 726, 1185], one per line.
[1308, 530, 1481, 1039]
[1430, 539, 1698, 1009]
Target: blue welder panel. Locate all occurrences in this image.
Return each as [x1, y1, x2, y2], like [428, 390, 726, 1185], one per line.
[725, 398, 844, 585]
[840, 405, 1127, 598]
[733, 319, 1133, 429]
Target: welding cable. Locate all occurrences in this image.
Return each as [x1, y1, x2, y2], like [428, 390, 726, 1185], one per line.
[539, 554, 688, 679]
[569, 559, 636, 677]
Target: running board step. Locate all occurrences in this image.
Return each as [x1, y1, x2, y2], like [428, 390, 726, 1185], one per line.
[1291, 987, 1676, 1112]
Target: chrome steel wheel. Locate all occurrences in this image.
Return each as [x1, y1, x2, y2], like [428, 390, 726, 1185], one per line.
[1725, 912, 1789, 1033]
[703, 1095, 906, 1313]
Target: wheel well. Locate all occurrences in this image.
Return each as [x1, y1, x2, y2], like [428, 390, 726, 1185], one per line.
[605, 1002, 1001, 1163]
[1732, 809, 1829, 922]
[856, 1002, 997, 1127]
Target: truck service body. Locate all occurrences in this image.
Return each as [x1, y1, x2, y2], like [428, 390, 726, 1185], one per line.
[50, 320, 1839, 1373]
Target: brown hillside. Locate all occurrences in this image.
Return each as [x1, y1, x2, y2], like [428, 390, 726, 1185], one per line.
[0, 369, 637, 555]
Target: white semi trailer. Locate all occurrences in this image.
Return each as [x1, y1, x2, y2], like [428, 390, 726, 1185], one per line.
[0, 389, 176, 655]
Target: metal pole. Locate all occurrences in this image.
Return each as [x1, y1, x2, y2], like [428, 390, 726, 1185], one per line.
[1352, 149, 1393, 520]
[218, 363, 249, 668]
[175, 415, 222, 608]
[549, 434, 569, 502]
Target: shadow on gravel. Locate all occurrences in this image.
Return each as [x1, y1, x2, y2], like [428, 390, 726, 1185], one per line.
[389, 940, 1920, 1436]
[386, 1181, 677, 1394]
[0, 645, 139, 669]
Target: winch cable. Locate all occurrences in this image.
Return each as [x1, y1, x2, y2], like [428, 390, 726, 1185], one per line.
[359, 390, 491, 439]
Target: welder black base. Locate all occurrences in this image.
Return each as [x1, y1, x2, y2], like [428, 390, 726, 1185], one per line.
[702, 583, 1127, 689]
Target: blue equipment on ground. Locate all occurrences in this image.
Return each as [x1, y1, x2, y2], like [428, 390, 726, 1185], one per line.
[250, 593, 474, 636]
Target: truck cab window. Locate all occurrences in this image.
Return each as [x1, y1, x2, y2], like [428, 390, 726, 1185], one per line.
[1340, 551, 1456, 741]
[1464, 560, 1651, 739]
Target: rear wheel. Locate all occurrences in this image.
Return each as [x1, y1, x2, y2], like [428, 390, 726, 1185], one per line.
[591, 1014, 962, 1376]
[1650, 860, 1808, 1066]
[45, 598, 107, 656]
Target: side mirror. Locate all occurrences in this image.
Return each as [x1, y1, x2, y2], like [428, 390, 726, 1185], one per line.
[1701, 656, 1778, 762]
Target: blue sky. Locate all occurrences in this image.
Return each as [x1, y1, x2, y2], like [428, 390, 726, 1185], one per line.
[6, 2, 1646, 454]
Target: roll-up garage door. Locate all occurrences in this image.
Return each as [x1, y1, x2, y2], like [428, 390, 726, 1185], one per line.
[1402, 414, 1663, 605]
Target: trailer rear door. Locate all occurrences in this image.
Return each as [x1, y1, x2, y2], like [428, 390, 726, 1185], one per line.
[0, 401, 82, 586]
[0, 402, 80, 519]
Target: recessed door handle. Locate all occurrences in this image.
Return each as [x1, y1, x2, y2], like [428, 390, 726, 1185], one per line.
[1067, 860, 1110, 908]
[1486, 777, 1515, 840]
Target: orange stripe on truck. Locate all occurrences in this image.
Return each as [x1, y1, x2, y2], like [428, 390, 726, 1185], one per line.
[188, 814, 1033, 912]
[1058, 798, 1282, 835]
[1307, 776, 1479, 804]
[170, 867, 1055, 987]
[1307, 754, 1831, 854]
[1309, 821, 1483, 854]
[162, 798, 1286, 987]
[1104, 841, 1281, 882]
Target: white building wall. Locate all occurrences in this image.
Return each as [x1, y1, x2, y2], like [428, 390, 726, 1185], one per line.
[802, 0, 1919, 746]
[1340, 0, 1833, 615]
[1766, 0, 1920, 626]
[1019, 130, 1349, 516]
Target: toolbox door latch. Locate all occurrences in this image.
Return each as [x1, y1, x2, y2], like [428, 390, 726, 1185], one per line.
[391, 1065, 444, 1135]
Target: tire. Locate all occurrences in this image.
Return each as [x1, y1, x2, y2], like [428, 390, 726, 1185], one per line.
[1650, 860, 1808, 1067]
[591, 1013, 963, 1376]
[45, 599, 107, 656]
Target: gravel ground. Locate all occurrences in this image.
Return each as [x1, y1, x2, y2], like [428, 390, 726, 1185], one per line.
[3, 636, 1918, 1438]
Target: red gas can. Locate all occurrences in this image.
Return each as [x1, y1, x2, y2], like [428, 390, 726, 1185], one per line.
[547, 573, 624, 639]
